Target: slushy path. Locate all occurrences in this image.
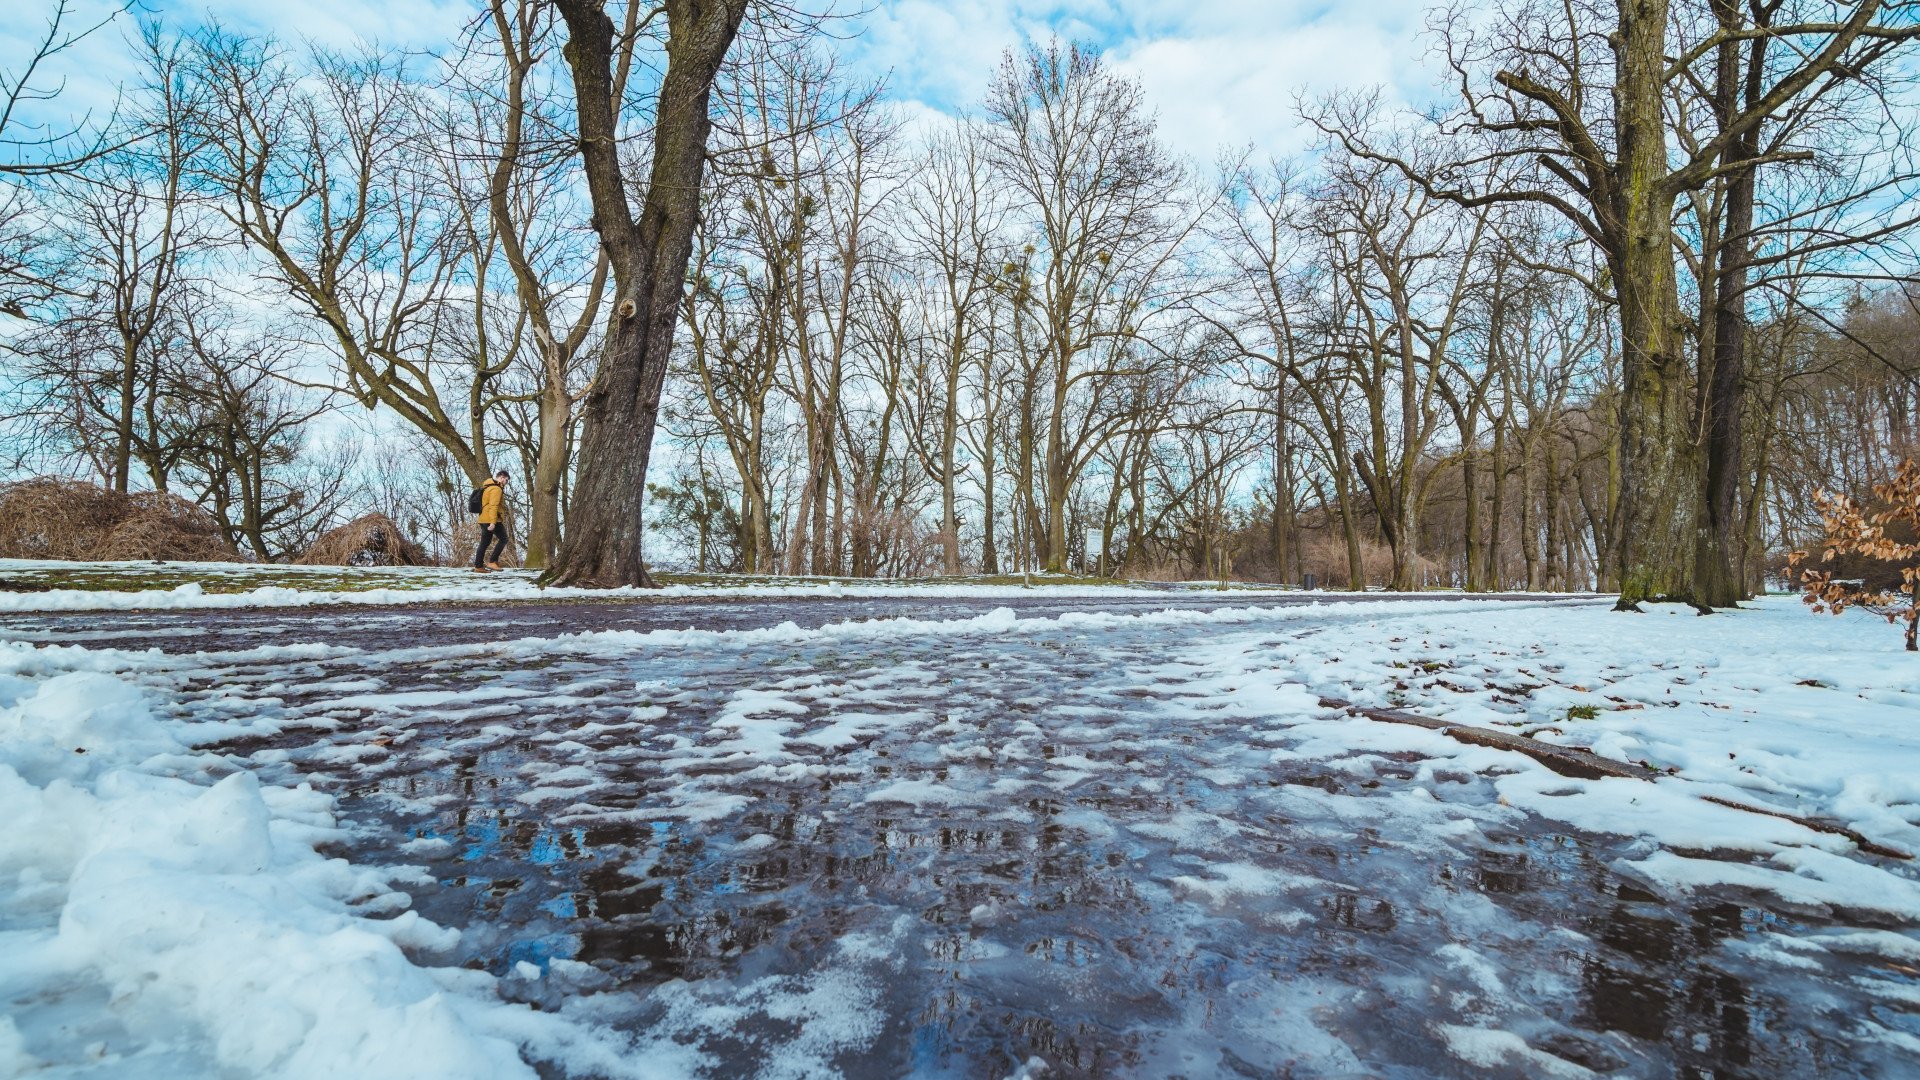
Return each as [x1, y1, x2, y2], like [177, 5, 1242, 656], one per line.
[30, 594, 1888, 1078]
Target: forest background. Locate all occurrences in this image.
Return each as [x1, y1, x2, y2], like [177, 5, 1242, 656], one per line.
[2, 0, 1916, 601]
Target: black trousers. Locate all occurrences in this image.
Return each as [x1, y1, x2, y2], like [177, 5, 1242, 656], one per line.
[474, 522, 508, 567]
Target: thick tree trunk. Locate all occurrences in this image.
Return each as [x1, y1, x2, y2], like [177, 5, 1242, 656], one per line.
[546, 0, 746, 587]
[1460, 448, 1481, 591]
[1043, 380, 1069, 574]
[1611, 224, 1697, 609]
[1521, 451, 1540, 591]
[940, 339, 963, 575]
[980, 427, 999, 574]
[1612, 282, 1697, 608]
[807, 437, 831, 574]
[1329, 431, 1366, 590]
[830, 453, 845, 576]
[1610, 0, 1698, 609]
[1694, 225, 1750, 607]
[1694, 1, 1764, 610]
[1392, 509, 1418, 590]
[1391, 317, 1421, 593]
[1017, 394, 1042, 572]
[1544, 440, 1562, 591]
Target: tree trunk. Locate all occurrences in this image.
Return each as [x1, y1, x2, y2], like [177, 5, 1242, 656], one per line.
[1611, 241, 1697, 608]
[1610, 0, 1699, 610]
[524, 365, 570, 568]
[940, 338, 963, 575]
[1521, 464, 1541, 591]
[1694, 0, 1764, 610]
[981, 425, 999, 574]
[1043, 375, 1070, 574]
[1329, 430, 1366, 590]
[1273, 391, 1293, 583]
[1544, 439, 1563, 591]
[1460, 445, 1481, 591]
[1484, 416, 1506, 590]
[545, 0, 747, 587]
[830, 452, 845, 576]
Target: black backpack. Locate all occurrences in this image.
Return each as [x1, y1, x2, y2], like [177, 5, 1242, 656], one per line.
[468, 485, 485, 514]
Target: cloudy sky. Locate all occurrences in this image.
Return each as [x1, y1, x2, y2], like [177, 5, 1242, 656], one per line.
[5, 0, 1442, 164]
[843, 0, 1437, 158]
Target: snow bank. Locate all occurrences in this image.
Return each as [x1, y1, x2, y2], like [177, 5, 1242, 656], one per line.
[0, 651, 643, 1077]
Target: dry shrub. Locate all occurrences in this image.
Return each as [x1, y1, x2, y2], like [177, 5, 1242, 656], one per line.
[0, 477, 242, 562]
[1120, 561, 1200, 582]
[1788, 458, 1920, 650]
[96, 515, 239, 562]
[297, 513, 430, 567]
[0, 478, 123, 559]
[1297, 534, 1402, 589]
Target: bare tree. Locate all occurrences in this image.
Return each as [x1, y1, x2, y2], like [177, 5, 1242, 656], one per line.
[902, 123, 1004, 574]
[191, 33, 494, 487]
[544, 0, 748, 586]
[982, 41, 1199, 573]
[1320, 0, 1920, 608]
[4, 24, 207, 491]
[441, 0, 618, 567]
[167, 299, 349, 559]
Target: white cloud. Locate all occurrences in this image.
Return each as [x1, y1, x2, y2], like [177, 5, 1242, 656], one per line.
[191, 0, 477, 50]
[841, 0, 1445, 166]
[5, 0, 1448, 172]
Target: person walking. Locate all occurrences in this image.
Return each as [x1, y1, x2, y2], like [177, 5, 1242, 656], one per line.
[473, 470, 511, 572]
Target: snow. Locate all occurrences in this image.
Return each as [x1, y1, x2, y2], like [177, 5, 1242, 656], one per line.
[1221, 595, 1920, 862]
[0, 646, 659, 1077]
[0, 558, 1325, 612]
[2, 590, 1918, 1074]
[1435, 1023, 1597, 1078]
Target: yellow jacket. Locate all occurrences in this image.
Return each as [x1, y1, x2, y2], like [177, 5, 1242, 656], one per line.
[478, 479, 505, 525]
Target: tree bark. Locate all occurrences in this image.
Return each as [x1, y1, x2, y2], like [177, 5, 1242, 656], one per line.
[1694, 0, 1767, 609]
[1484, 411, 1506, 590]
[1608, 0, 1697, 609]
[546, 0, 746, 587]
[1272, 382, 1293, 583]
[525, 367, 572, 567]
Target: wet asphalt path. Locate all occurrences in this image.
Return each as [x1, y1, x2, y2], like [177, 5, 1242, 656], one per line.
[6, 593, 1911, 1077]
